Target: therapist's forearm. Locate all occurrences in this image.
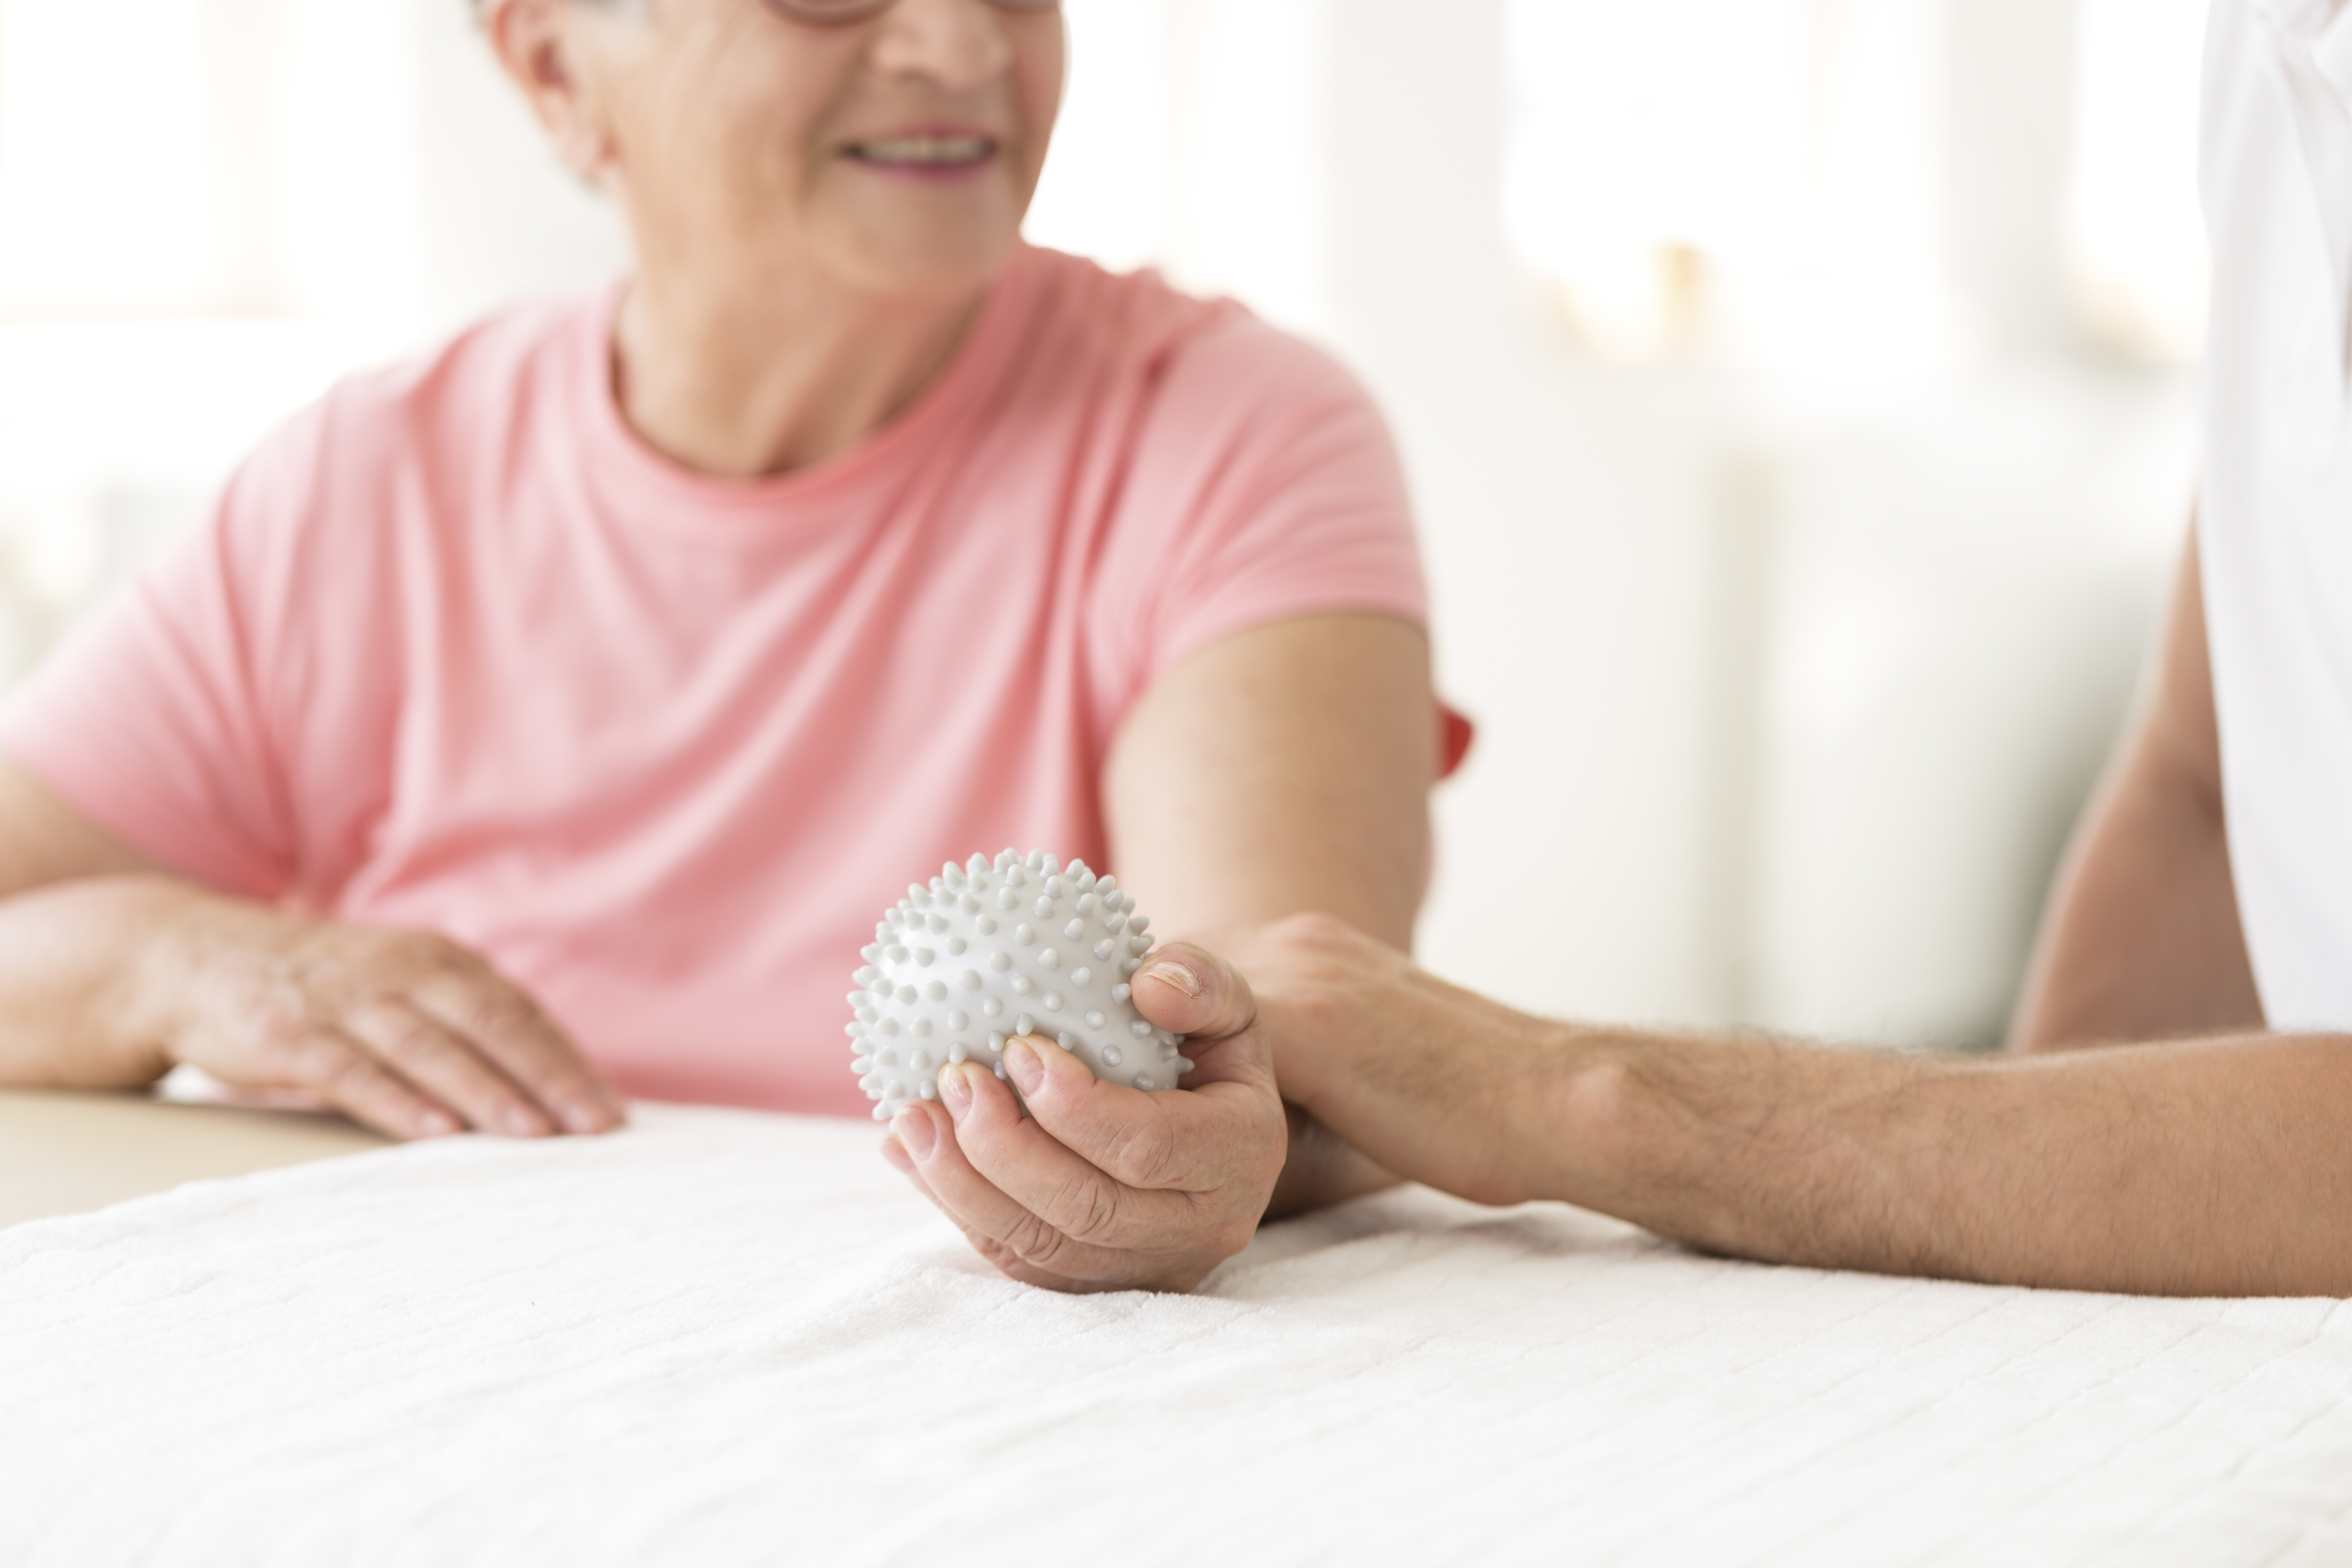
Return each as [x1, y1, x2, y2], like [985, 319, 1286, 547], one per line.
[1253, 917, 2352, 1297]
[1523, 1026, 2352, 1297]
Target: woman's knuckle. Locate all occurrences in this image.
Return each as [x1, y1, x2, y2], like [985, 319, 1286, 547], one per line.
[1004, 1211, 1073, 1269]
[1105, 1123, 1181, 1190]
[1060, 1178, 1127, 1245]
[377, 1015, 446, 1067]
[403, 928, 461, 961]
[311, 1047, 381, 1100]
[461, 987, 536, 1034]
[243, 1002, 310, 1056]
[394, 931, 475, 982]
[437, 987, 533, 1048]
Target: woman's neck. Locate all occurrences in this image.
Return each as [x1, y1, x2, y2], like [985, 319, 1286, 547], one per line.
[611, 262, 989, 480]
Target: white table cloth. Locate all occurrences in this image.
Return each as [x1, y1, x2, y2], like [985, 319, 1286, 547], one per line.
[4, 1104, 2349, 1566]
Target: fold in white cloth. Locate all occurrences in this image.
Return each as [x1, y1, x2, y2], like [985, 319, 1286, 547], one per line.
[4, 1105, 2348, 1566]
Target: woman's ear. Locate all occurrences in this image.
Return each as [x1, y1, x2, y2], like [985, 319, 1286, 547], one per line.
[479, 0, 621, 185]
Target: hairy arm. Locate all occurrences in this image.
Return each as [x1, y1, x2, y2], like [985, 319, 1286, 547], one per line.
[2009, 528, 2263, 1049]
[1250, 914, 2352, 1297]
[1541, 1025, 2352, 1296]
[1101, 612, 1432, 1216]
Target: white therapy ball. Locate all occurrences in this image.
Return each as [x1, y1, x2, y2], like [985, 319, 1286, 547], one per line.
[848, 850, 1191, 1120]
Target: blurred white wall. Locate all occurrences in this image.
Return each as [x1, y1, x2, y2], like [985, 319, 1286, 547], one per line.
[1052, 0, 2204, 1047]
[0, 0, 2210, 1049]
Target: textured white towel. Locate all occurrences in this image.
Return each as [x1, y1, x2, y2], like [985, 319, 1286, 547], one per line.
[4, 1104, 2350, 1567]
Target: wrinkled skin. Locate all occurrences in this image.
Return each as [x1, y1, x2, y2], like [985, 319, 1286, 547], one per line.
[882, 945, 1289, 1292]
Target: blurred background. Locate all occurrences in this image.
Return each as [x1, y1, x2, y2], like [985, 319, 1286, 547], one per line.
[0, 0, 2209, 1049]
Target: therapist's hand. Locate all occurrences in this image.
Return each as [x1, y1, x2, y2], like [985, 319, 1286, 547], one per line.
[141, 883, 628, 1142]
[1226, 913, 1567, 1208]
[882, 942, 1287, 1293]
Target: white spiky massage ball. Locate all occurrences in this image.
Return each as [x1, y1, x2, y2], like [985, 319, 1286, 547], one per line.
[847, 849, 1193, 1121]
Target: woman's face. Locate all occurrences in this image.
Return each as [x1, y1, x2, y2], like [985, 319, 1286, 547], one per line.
[538, 0, 1066, 303]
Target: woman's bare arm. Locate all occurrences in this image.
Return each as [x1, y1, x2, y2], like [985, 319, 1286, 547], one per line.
[0, 764, 180, 1084]
[2009, 528, 2264, 1050]
[1100, 613, 1432, 951]
[0, 760, 160, 895]
[0, 760, 624, 1138]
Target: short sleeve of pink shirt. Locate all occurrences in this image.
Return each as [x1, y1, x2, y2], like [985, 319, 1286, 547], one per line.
[0, 247, 1427, 1114]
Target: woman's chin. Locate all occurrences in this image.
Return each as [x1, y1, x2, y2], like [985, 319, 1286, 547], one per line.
[817, 219, 1025, 305]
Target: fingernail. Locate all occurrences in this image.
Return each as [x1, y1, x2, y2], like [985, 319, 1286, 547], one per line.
[498, 1104, 542, 1138]
[940, 1067, 974, 1120]
[1004, 1039, 1044, 1095]
[893, 1107, 938, 1161]
[1140, 959, 1200, 998]
[418, 1108, 460, 1138]
[559, 1096, 609, 1134]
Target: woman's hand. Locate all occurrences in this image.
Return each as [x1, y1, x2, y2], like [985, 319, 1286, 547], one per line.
[130, 881, 627, 1141]
[880, 943, 1287, 1293]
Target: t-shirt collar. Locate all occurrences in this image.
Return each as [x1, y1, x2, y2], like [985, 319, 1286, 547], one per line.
[571, 246, 1045, 538]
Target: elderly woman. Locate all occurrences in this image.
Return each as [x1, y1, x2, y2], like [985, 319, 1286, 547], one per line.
[0, 0, 1435, 1290]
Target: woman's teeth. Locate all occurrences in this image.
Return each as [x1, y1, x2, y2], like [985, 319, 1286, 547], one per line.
[850, 136, 993, 165]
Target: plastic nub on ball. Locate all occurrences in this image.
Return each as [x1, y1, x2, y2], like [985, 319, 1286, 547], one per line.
[848, 851, 1189, 1120]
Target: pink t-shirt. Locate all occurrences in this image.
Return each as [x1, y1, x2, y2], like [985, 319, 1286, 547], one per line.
[0, 246, 1425, 1114]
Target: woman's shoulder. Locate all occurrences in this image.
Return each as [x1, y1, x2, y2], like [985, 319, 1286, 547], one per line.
[301, 289, 604, 457]
[198, 289, 607, 594]
[1010, 247, 1382, 430]
[1014, 246, 1225, 337]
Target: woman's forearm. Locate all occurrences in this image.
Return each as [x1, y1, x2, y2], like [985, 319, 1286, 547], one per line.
[0, 873, 624, 1139]
[0, 875, 190, 1087]
[1104, 614, 1434, 951]
[1106, 613, 1436, 1217]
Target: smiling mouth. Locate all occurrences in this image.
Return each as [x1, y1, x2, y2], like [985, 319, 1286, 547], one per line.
[842, 135, 998, 169]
